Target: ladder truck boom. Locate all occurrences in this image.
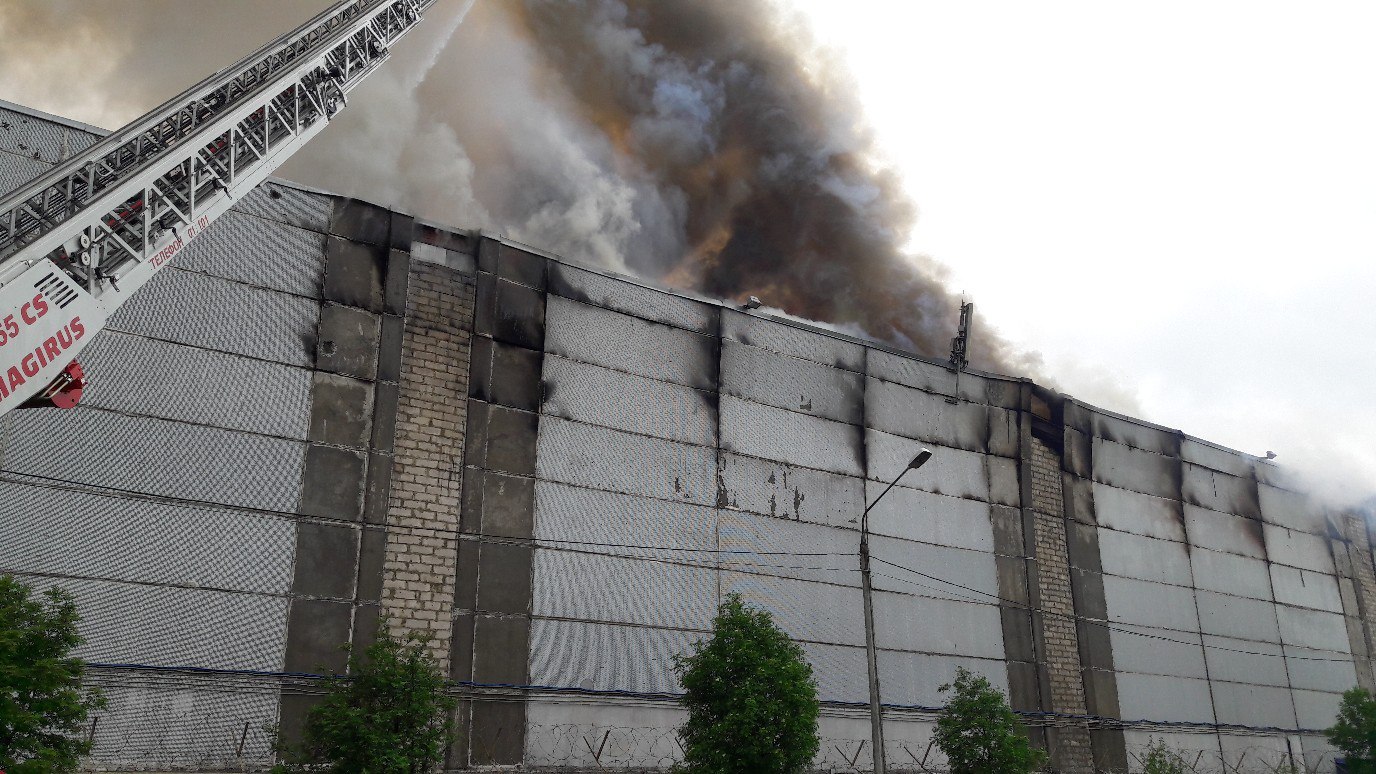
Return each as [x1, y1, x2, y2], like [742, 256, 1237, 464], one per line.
[0, 0, 435, 416]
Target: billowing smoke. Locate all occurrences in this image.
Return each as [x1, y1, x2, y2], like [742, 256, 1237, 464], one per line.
[290, 0, 1028, 372]
[1, 0, 1029, 370]
[0, 1, 1084, 421]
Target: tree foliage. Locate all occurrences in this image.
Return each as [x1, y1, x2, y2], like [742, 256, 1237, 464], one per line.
[1328, 686, 1376, 774]
[0, 574, 105, 773]
[934, 667, 1045, 774]
[273, 627, 456, 774]
[674, 593, 819, 774]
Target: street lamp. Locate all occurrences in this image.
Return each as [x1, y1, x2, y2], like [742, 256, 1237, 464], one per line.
[859, 448, 933, 774]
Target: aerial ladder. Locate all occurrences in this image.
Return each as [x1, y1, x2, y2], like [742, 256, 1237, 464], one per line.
[0, 0, 436, 415]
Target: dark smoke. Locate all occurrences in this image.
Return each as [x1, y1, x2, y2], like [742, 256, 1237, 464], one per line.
[1, 0, 1034, 373]
[492, 0, 1013, 368]
[510, 1, 959, 356]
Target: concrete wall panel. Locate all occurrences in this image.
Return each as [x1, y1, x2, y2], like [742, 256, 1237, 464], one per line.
[1264, 524, 1336, 574]
[717, 451, 862, 526]
[5, 409, 304, 512]
[1190, 547, 1272, 601]
[548, 263, 716, 334]
[21, 575, 287, 670]
[1202, 635, 1289, 687]
[867, 431, 989, 501]
[1099, 528, 1191, 587]
[1183, 463, 1260, 520]
[529, 619, 691, 694]
[1270, 565, 1342, 613]
[878, 652, 1009, 707]
[1181, 438, 1255, 478]
[1104, 576, 1200, 632]
[864, 485, 994, 553]
[802, 642, 869, 703]
[1293, 689, 1343, 731]
[0, 152, 49, 195]
[987, 407, 1019, 458]
[720, 395, 863, 476]
[1093, 483, 1185, 542]
[0, 483, 293, 594]
[110, 268, 318, 368]
[865, 377, 989, 453]
[1109, 625, 1207, 678]
[1089, 412, 1181, 458]
[987, 457, 1021, 508]
[0, 103, 100, 164]
[866, 349, 955, 397]
[1210, 682, 1298, 729]
[873, 592, 1004, 659]
[1115, 673, 1215, 724]
[1184, 505, 1267, 560]
[1259, 483, 1328, 535]
[1286, 646, 1359, 693]
[870, 535, 999, 601]
[722, 309, 865, 372]
[1196, 590, 1281, 642]
[1091, 437, 1181, 500]
[176, 210, 326, 297]
[532, 481, 716, 553]
[1277, 606, 1350, 653]
[721, 340, 862, 425]
[1254, 460, 1307, 492]
[541, 356, 716, 447]
[83, 331, 312, 439]
[722, 572, 863, 647]
[536, 417, 717, 505]
[719, 511, 856, 587]
[533, 550, 715, 631]
[544, 296, 715, 389]
[237, 181, 333, 233]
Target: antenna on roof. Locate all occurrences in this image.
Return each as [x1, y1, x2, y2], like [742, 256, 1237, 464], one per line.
[949, 301, 973, 371]
[946, 300, 974, 404]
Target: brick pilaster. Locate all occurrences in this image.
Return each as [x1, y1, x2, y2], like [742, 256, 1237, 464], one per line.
[1029, 436, 1095, 773]
[380, 261, 475, 667]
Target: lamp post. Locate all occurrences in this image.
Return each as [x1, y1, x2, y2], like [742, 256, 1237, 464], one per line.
[859, 448, 933, 774]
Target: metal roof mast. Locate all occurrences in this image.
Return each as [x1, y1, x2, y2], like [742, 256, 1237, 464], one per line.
[0, 0, 436, 415]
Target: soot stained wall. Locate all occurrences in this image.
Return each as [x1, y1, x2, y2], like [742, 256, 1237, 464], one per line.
[3, 101, 1371, 774]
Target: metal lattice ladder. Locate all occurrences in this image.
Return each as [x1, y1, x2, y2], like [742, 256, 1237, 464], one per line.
[0, 0, 435, 414]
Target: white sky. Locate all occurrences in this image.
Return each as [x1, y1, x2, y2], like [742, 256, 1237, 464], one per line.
[784, 1, 1376, 502]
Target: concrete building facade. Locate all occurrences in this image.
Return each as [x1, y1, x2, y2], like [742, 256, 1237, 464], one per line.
[2, 100, 1372, 773]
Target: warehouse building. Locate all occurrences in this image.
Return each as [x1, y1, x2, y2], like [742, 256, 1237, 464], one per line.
[2, 98, 1372, 773]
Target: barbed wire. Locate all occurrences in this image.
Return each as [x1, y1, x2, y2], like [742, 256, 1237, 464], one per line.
[69, 665, 1347, 773]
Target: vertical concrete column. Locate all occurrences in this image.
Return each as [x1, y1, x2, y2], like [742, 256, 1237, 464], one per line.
[451, 237, 547, 769]
[280, 199, 413, 741]
[1027, 434, 1096, 773]
[380, 258, 475, 665]
[1338, 515, 1376, 690]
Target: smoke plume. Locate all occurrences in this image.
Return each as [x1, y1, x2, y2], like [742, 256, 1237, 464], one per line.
[1, 0, 1032, 371]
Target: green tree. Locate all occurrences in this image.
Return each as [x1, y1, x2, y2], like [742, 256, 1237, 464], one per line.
[273, 626, 456, 774]
[1328, 686, 1376, 774]
[673, 593, 819, 774]
[0, 575, 105, 773]
[934, 667, 1045, 774]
